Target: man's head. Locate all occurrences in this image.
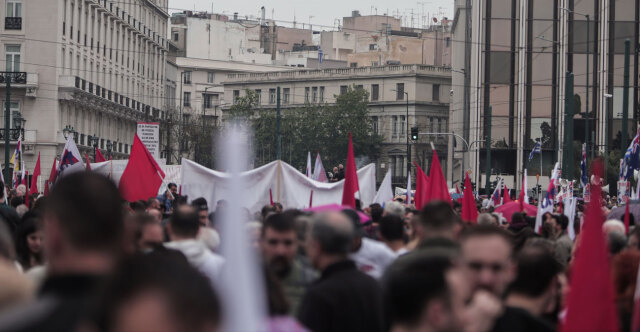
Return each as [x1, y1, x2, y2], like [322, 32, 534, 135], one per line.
[146, 198, 160, 211]
[147, 208, 163, 224]
[167, 183, 178, 195]
[16, 184, 26, 197]
[418, 201, 462, 241]
[167, 206, 200, 240]
[385, 253, 469, 332]
[477, 213, 496, 226]
[44, 172, 124, 273]
[384, 201, 405, 217]
[260, 213, 298, 278]
[306, 212, 354, 270]
[460, 225, 515, 296]
[134, 213, 164, 252]
[191, 197, 209, 227]
[507, 246, 561, 315]
[378, 215, 405, 243]
[90, 251, 220, 332]
[332, 167, 339, 174]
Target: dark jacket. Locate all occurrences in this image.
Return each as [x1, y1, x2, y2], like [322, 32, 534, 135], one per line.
[0, 274, 103, 332]
[492, 306, 555, 332]
[297, 260, 383, 332]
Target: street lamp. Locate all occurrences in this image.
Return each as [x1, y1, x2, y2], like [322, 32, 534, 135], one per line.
[62, 125, 76, 140]
[561, 7, 591, 158]
[88, 134, 99, 161]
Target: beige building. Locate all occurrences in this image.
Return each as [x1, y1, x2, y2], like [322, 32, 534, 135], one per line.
[222, 64, 452, 186]
[0, 0, 169, 183]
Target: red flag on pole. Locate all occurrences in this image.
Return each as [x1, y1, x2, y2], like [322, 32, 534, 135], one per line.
[85, 153, 92, 171]
[425, 150, 451, 205]
[341, 133, 359, 209]
[309, 190, 313, 208]
[461, 173, 478, 223]
[29, 153, 41, 196]
[562, 159, 619, 332]
[269, 188, 274, 206]
[413, 162, 429, 209]
[95, 148, 107, 163]
[44, 158, 57, 196]
[502, 185, 512, 204]
[21, 170, 27, 186]
[518, 174, 526, 212]
[624, 203, 630, 235]
[119, 134, 165, 202]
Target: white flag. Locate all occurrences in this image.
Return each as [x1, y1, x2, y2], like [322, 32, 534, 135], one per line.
[57, 136, 85, 180]
[563, 197, 578, 240]
[406, 169, 412, 205]
[374, 168, 393, 205]
[534, 195, 553, 233]
[305, 152, 312, 177]
[312, 152, 328, 182]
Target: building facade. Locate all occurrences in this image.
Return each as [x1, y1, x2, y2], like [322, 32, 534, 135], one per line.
[0, 0, 169, 183]
[222, 64, 452, 186]
[451, 0, 640, 191]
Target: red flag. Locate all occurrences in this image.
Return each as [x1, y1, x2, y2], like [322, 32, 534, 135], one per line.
[518, 175, 525, 212]
[624, 203, 630, 235]
[21, 170, 27, 186]
[118, 134, 165, 202]
[425, 150, 451, 205]
[23, 170, 28, 208]
[29, 153, 41, 196]
[461, 173, 478, 223]
[269, 188, 274, 206]
[95, 148, 107, 163]
[502, 185, 512, 204]
[341, 133, 359, 208]
[309, 190, 313, 208]
[455, 183, 462, 203]
[85, 153, 92, 171]
[562, 159, 619, 332]
[44, 158, 57, 196]
[413, 162, 429, 209]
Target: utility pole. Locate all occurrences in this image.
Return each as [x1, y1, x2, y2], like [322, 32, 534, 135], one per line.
[405, 92, 410, 181]
[276, 86, 281, 160]
[585, 15, 590, 158]
[622, 39, 630, 150]
[484, 106, 492, 195]
[562, 72, 574, 179]
[4, 74, 10, 185]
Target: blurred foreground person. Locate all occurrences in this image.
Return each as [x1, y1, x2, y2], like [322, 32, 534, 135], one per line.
[165, 205, 224, 283]
[260, 213, 316, 315]
[344, 209, 396, 280]
[15, 214, 44, 271]
[0, 221, 33, 313]
[86, 250, 220, 332]
[298, 212, 384, 332]
[0, 172, 124, 331]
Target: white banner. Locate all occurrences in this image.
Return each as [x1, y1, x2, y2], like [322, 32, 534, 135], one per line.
[181, 159, 377, 214]
[137, 122, 160, 159]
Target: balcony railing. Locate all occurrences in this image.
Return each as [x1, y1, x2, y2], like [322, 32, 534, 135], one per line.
[0, 72, 27, 84]
[5, 17, 21, 30]
[0, 128, 23, 141]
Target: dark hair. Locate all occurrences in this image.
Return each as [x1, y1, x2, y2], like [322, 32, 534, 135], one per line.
[311, 213, 354, 256]
[90, 250, 220, 332]
[261, 205, 277, 220]
[555, 214, 569, 231]
[341, 209, 364, 238]
[508, 247, 561, 297]
[384, 253, 453, 327]
[170, 207, 199, 238]
[10, 196, 23, 208]
[460, 225, 514, 252]
[419, 201, 461, 231]
[369, 203, 383, 223]
[46, 172, 124, 252]
[191, 197, 208, 212]
[261, 213, 296, 237]
[129, 200, 147, 213]
[379, 215, 405, 241]
[168, 183, 177, 189]
[15, 214, 42, 270]
[0, 180, 5, 199]
[132, 213, 160, 244]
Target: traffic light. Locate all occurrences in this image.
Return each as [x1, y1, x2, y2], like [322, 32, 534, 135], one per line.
[410, 127, 419, 141]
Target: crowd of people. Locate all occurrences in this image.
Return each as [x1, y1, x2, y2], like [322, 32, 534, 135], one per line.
[0, 171, 636, 332]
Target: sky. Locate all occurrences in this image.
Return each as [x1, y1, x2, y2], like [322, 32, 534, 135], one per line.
[168, 0, 454, 31]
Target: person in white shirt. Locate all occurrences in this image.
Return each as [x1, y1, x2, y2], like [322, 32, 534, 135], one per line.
[378, 215, 409, 256]
[165, 205, 225, 283]
[343, 209, 396, 279]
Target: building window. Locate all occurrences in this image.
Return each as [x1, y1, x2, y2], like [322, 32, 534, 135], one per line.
[371, 84, 379, 101]
[371, 61, 378, 66]
[183, 92, 191, 107]
[349, 62, 357, 68]
[400, 115, 406, 137]
[396, 83, 404, 100]
[173, 32, 179, 41]
[233, 90, 240, 104]
[254, 89, 262, 104]
[369, 44, 377, 50]
[445, 37, 451, 47]
[392, 116, 398, 138]
[432, 84, 440, 101]
[312, 87, 318, 103]
[340, 85, 348, 95]
[305, 87, 310, 103]
[372, 116, 378, 134]
[183, 71, 191, 84]
[319, 87, 325, 102]
[5, 45, 20, 72]
[207, 71, 214, 83]
[6, 1, 21, 18]
[283, 88, 290, 104]
[437, 118, 442, 133]
[429, 117, 434, 132]
[269, 88, 276, 104]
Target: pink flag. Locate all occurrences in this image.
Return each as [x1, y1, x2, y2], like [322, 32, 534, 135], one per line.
[313, 152, 328, 182]
[29, 153, 41, 196]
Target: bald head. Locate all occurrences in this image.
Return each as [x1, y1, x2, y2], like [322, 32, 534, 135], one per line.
[310, 212, 354, 256]
[147, 209, 163, 223]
